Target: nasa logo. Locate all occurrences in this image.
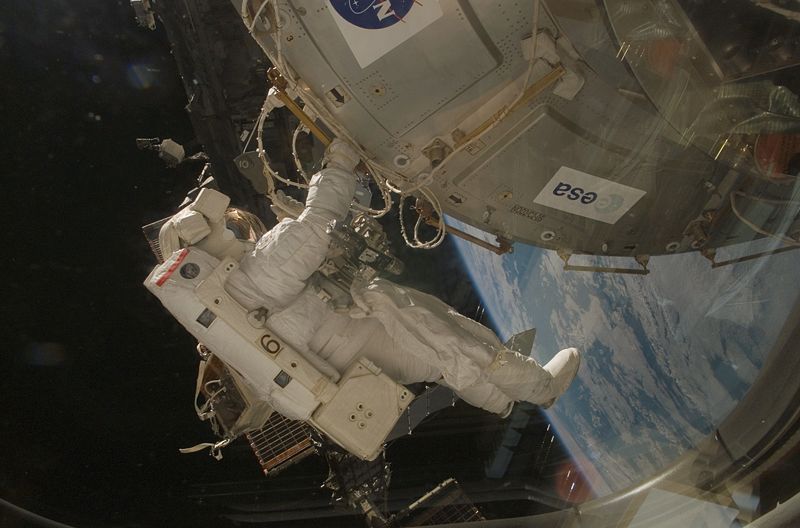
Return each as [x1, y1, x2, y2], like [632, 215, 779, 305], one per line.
[552, 182, 598, 205]
[330, 0, 414, 30]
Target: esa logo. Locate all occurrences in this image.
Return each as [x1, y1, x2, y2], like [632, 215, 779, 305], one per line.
[534, 167, 645, 224]
[552, 182, 597, 204]
[552, 182, 626, 213]
[330, 0, 414, 29]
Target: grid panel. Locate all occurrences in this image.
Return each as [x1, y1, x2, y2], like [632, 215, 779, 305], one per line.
[397, 479, 485, 527]
[246, 413, 315, 476]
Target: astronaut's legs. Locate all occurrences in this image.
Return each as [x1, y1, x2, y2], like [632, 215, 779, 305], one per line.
[439, 378, 513, 415]
[486, 347, 580, 407]
[349, 279, 581, 410]
[352, 316, 443, 385]
[440, 346, 580, 415]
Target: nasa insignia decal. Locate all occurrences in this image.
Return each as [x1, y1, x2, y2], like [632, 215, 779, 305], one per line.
[330, 0, 415, 29]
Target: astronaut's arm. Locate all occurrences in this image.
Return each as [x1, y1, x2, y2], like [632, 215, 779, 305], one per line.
[300, 139, 361, 224]
[228, 140, 360, 307]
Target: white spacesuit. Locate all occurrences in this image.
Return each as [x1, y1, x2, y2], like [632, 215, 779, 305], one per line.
[148, 140, 580, 426]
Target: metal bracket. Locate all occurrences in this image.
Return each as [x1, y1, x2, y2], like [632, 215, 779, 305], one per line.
[701, 245, 800, 268]
[558, 250, 650, 275]
[416, 199, 513, 255]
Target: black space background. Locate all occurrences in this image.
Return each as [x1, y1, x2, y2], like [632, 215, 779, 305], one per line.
[0, 1, 269, 526]
[0, 2, 506, 527]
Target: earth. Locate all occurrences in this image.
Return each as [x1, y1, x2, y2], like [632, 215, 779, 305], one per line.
[449, 219, 800, 496]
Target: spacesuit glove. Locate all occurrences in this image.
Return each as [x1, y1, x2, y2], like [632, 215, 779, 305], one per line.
[324, 138, 360, 173]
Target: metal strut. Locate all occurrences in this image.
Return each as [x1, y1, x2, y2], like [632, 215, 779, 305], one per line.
[267, 68, 332, 147]
[558, 250, 650, 275]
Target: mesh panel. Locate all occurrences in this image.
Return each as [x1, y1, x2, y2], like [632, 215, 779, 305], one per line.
[246, 413, 315, 476]
[395, 478, 485, 527]
[142, 217, 171, 263]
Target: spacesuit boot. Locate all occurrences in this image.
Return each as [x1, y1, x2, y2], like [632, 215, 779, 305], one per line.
[485, 347, 581, 409]
[539, 347, 581, 409]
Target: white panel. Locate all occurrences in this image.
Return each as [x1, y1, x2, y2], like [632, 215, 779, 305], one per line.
[329, 0, 443, 68]
[533, 166, 647, 225]
[312, 359, 412, 460]
[628, 489, 738, 528]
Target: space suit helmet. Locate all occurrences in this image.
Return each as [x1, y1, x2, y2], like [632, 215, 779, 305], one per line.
[224, 208, 267, 242]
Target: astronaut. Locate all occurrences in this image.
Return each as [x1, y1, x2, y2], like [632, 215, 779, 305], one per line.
[148, 139, 580, 422]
